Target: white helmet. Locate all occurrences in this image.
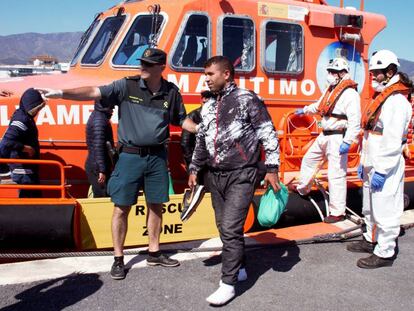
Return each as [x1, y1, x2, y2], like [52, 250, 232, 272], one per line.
[326, 58, 349, 72]
[369, 50, 400, 71]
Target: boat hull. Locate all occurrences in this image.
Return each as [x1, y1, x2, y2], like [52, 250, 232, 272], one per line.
[1, 181, 413, 251]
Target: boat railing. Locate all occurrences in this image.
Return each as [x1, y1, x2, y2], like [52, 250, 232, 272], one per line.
[278, 109, 360, 183]
[0, 158, 71, 199]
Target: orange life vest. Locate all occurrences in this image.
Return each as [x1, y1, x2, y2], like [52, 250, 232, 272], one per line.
[317, 79, 358, 118]
[361, 81, 411, 130]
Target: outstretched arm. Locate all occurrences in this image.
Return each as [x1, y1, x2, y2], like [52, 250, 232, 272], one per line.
[36, 86, 101, 101]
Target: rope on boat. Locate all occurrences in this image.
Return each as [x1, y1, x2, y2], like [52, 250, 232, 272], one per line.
[0, 224, 367, 259]
[1, 218, 413, 260]
[285, 114, 317, 156]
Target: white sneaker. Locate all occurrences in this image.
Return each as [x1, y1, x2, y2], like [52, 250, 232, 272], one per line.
[238, 268, 247, 282]
[206, 281, 235, 305]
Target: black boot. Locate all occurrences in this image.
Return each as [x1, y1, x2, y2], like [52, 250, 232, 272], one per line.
[346, 239, 376, 253]
[357, 254, 394, 269]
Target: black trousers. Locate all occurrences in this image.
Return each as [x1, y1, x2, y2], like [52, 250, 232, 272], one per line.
[85, 165, 108, 198]
[207, 167, 257, 285]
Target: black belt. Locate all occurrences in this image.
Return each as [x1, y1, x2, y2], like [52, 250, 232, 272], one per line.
[322, 129, 346, 136]
[367, 129, 383, 135]
[120, 144, 165, 156]
[329, 113, 348, 120]
[365, 126, 383, 135]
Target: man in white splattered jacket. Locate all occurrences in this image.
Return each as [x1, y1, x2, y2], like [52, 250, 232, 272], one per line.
[295, 57, 361, 223]
[347, 50, 413, 269]
[188, 56, 280, 306]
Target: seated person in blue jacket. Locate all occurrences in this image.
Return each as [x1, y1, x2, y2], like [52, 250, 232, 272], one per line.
[0, 88, 46, 197]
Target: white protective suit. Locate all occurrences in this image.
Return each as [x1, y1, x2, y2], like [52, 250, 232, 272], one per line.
[361, 74, 412, 258]
[297, 75, 361, 217]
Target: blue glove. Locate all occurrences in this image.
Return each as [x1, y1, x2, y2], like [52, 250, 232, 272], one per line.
[295, 108, 304, 115]
[357, 164, 363, 180]
[371, 172, 386, 191]
[339, 142, 350, 155]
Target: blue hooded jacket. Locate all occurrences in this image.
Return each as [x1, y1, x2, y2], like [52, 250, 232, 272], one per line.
[0, 88, 43, 174]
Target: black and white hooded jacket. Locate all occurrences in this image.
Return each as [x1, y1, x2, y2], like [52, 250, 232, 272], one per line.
[189, 82, 279, 174]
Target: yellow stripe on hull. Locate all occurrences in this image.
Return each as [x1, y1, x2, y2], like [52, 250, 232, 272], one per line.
[77, 193, 218, 250]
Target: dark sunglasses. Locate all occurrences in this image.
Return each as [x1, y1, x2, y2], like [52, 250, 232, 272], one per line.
[141, 61, 157, 68]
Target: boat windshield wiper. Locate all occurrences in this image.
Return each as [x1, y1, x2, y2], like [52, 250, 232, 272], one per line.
[148, 4, 162, 48]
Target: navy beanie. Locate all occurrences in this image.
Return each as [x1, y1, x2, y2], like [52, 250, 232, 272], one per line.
[19, 88, 44, 113]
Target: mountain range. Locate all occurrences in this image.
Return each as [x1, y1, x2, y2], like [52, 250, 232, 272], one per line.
[0, 32, 82, 65]
[0, 32, 413, 79]
[400, 59, 414, 80]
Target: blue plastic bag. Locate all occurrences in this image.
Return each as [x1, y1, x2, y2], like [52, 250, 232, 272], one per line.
[257, 183, 288, 227]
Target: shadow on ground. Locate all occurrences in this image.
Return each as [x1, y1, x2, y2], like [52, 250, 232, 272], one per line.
[1, 273, 103, 311]
[203, 232, 301, 304]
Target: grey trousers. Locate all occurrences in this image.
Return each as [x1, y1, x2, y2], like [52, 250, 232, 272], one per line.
[207, 167, 257, 285]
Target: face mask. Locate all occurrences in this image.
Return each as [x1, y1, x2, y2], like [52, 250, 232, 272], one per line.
[371, 80, 386, 92]
[326, 73, 339, 86]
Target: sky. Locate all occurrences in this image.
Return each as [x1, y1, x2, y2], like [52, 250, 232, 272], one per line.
[0, 0, 412, 61]
[328, 0, 413, 61]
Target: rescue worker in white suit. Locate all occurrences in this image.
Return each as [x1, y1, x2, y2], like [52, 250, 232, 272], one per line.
[295, 58, 361, 223]
[347, 50, 413, 269]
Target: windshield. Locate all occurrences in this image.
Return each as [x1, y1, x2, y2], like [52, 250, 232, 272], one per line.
[171, 14, 210, 70]
[81, 15, 126, 65]
[113, 14, 164, 66]
[221, 16, 254, 71]
[70, 16, 101, 66]
[264, 22, 303, 74]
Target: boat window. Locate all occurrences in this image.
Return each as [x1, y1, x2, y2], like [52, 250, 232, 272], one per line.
[219, 16, 255, 72]
[171, 13, 210, 71]
[263, 21, 303, 74]
[113, 14, 164, 66]
[70, 16, 101, 66]
[81, 15, 126, 65]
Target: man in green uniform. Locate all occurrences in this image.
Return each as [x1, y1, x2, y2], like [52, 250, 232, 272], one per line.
[38, 48, 196, 280]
